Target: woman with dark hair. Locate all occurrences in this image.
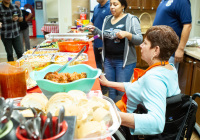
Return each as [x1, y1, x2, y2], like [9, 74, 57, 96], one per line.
[89, 0, 143, 101]
[99, 25, 180, 135]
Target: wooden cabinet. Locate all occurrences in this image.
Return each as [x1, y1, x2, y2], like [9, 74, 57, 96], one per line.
[178, 55, 200, 125]
[127, 0, 140, 10]
[178, 56, 194, 95]
[151, 0, 161, 10]
[127, 0, 161, 10]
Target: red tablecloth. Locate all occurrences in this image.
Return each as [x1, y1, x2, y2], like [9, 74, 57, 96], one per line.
[27, 41, 101, 93]
[41, 25, 59, 33]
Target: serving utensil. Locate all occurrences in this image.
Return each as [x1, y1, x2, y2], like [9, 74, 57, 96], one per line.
[41, 116, 50, 139]
[56, 106, 65, 135]
[44, 45, 86, 79]
[25, 119, 38, 139]
[47, 112, 53, 137]
[30, 45, 40, 56]
[33, 116, 41, 139]
[11, 110, 26, 129]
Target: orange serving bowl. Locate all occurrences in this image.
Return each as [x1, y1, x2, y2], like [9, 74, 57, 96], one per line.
[58, 41, 89, 53]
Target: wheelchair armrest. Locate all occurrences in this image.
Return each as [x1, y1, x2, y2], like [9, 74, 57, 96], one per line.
[192, 93, 200, 100]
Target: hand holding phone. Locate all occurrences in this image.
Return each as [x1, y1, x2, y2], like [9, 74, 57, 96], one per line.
[13, 14, 19, 21]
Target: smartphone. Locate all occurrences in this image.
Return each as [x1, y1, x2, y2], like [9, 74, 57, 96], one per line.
[13, 13, 18, 18]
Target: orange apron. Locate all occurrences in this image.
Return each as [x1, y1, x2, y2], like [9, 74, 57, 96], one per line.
[116, 61, 169, 112]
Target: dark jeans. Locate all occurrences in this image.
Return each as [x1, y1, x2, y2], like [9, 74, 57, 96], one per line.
[1, 35, 23, 61]
[94, 47, 102, 70]
[104, 57, 136, 101]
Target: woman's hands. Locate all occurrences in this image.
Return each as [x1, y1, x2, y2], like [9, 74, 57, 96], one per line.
[0, 22, 2, 28]
[116, 31, 127, 39]
[12, 16, 19, 21]
[99, 74, 109, 86]
[86, 25, 95, 32]
[116, 31, 132, 41]
[79, 25, 96, 32]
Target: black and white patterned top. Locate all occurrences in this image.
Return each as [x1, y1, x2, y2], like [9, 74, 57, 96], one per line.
[0, 3, 22, 38]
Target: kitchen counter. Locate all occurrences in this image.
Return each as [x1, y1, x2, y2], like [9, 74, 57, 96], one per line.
[184, 47, 200, 60]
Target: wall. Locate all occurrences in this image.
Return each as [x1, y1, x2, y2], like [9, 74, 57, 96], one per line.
[190, 0, 200, 38]
[35, 0, 45, 37]
[58, 0, 72, 33]
[46, 0, 58, 21]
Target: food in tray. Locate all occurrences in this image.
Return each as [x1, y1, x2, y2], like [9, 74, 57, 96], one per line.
[39, 42, 59, 48]
[78, 121, 107, 138]
[18, 55, 53, 71]
[54, 53, 88, 62]
[44, 71, 87, 83]
[53, 61, 82, 65]
[19, 90, 112, 139]
[23, 49, 59, 55]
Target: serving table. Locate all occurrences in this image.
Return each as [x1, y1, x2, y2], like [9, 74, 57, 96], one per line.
[27, 41, 101, 93]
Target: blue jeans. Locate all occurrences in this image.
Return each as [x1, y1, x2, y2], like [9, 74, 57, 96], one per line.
[104, 57, 136, 101]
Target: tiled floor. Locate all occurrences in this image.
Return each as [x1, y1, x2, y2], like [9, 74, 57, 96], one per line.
[0, 37, 200, 140]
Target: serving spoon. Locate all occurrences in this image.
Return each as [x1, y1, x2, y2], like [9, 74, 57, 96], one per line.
[44, 45, 86, 79]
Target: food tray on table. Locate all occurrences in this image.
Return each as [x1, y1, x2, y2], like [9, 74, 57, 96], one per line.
[74, 95, 121, 140]
[51, 52, 88, 65]
[23, 49, 59, 55]
[38, 40, 59, 49]
[17, 54, 54, 71]
[10, 91, 121, 140]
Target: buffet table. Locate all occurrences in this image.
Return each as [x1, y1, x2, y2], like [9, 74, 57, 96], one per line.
[27, 41, 101, 93]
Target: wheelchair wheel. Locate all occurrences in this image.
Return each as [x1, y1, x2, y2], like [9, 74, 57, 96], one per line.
[112, 130, 126, 140]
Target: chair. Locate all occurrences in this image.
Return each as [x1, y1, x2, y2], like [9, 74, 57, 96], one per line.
[113, 93, 200, 140]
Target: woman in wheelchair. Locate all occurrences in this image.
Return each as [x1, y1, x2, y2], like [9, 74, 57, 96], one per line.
[99, 25, 181, 135]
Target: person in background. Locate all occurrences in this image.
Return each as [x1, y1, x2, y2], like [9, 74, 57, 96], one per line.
[89, 0, 143, 102]
[0, 0, 23, 61]
[99, 25, 180, 136]
[153, 0, 192, 70]
[80, 0, 111, 95]
[0, 22, 2, 28]
[15, 1, 32, 51]
[81, 0, 111, 70]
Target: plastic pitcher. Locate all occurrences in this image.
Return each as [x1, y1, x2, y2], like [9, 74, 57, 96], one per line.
[0, 62, 31, 99]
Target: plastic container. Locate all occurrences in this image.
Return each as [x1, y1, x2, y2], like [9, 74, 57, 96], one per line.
[30, 64, 102, 96]
[75, 95, 121, 140]
[0, 62, 31, 99]
[58, 41, 89, 53]
[16, 117, 68, 140]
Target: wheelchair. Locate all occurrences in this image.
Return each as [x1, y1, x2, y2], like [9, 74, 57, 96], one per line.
[112, 93, 200, 140]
